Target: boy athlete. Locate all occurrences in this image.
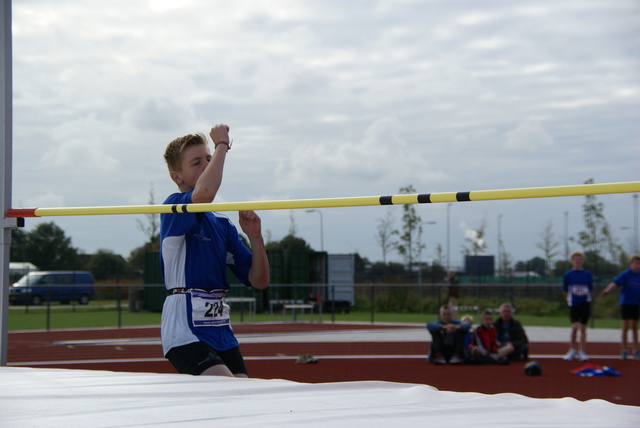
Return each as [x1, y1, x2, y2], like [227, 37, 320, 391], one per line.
[601, 254, 640, 360]
[562, 251, 592, 362]
[161, 124, 269, 377]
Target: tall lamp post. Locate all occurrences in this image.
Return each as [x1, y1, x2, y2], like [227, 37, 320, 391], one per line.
[621, 194, 639, 253]
[497, 214, 502, 277]
[564, 211, 569, 261]
[634, 194, 639, 252]
[305, 209, 324, 252]
[447, 203, 451, 271]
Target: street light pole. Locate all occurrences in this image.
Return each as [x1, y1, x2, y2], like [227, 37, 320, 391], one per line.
[447, 203, 451, 271]
[497, 214, 502, 277]
[305, 209, 324, 252]
[564, 211, 569, 261]
[634, 194, 639, 252]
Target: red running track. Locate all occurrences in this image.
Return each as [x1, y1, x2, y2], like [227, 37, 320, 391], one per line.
[7, 323, 640, 406]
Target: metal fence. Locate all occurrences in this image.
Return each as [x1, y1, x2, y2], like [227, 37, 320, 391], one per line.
[6, 281, 622, 331]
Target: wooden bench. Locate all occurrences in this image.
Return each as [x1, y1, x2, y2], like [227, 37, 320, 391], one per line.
[282, 303, 315, 322]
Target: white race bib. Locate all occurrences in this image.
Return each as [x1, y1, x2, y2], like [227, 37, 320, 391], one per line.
[190, 289, 230, 327]
[571, 285, 590, 296]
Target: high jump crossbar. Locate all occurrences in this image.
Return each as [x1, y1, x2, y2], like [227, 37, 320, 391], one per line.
[5, 181, 639, 218]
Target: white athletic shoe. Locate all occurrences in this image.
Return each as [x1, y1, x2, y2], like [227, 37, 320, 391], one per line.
[449, 355, 463, 364]
[563, 349, 576, 361]
[578, 350, 588, 361]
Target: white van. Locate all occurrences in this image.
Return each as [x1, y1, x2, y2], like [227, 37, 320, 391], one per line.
[9, 262, 39, 283]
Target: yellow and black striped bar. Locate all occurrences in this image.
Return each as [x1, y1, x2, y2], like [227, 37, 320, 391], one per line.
[6, 181, 640, 218]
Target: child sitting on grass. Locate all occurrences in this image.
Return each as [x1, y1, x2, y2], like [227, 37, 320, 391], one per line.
[468, 310, 514, 364]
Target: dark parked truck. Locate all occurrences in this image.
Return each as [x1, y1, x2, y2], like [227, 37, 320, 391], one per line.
[9, 271, 96, 306]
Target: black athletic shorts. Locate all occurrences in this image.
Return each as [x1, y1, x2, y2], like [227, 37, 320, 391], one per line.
[569, 301, 591, 325]
[166, 342, 247, 376]
[621, 305, 640, 321]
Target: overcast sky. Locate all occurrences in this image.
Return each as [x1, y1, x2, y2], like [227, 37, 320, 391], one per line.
[9, 0, 640, 270]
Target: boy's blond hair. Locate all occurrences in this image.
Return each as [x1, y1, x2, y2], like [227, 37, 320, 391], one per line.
[629, 253, 640, 264]
[163, 133, 208, 172]
[570, 250, 585, 259]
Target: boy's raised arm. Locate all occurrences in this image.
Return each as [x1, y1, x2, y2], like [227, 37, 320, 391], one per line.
[192, 124, 230, 203]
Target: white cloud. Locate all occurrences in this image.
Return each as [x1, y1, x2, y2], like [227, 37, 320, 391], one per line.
[123, 98, 194, 131]
[274, 117, 446, 193]
[466, 37, 512, 51]
[455, 12, 501, 27]
[40, 114, 121, 173]
[522, 63, 557, 74]
[147, 0, 194, 13]
[22, 191, 66, 209]
[504, 120, 554, 152]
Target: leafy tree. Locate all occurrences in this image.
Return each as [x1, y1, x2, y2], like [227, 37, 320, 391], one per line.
[515, 257, 546, 276]
[265, 234, 311, 252]
[15, 222, 82, 270]
[583, 250, 623, 281]
[136, 183, 159, 251]
[288, 211, 298, 237]
[536, 220, 561, 276]
[578, 178, 623, 276]
[127, 236, 160, 277]
[354, 253, 368, 275]
[429, 261, 446, 284]
[128, 184, 160, 275]
[9, 228, 27, 262]
[497, 221, 507, 276]
[89, 249, 126, 281]
[394, 185, 424, 269]
[128, 245, 149, 276]
[434, 243, 445, 268]
[375, 208, 398, 263]
[553, 259, 572, 277]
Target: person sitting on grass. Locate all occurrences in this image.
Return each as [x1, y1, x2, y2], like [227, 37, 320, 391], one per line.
[468, 310, 514, 364]
[493, 302, 529, 361]
[426, 305, 470, 364]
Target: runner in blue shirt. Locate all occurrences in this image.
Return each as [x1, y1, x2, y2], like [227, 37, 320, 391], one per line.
[562, 251, 593, 362]
[160, 124, 269, 377]
[601, 254, 640, 360]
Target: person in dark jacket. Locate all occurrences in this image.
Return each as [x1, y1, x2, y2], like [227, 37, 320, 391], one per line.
[426, 305, 470, 364]
[493, 302, 529, 361]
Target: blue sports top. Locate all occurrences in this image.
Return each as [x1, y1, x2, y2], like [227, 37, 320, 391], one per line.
[562, 269, 593, 307]
[159, 189, 253, 356]
[612, 269, 640, 306]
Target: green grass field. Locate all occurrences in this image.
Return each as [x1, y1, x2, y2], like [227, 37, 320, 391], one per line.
[7, 301, 623, 331]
